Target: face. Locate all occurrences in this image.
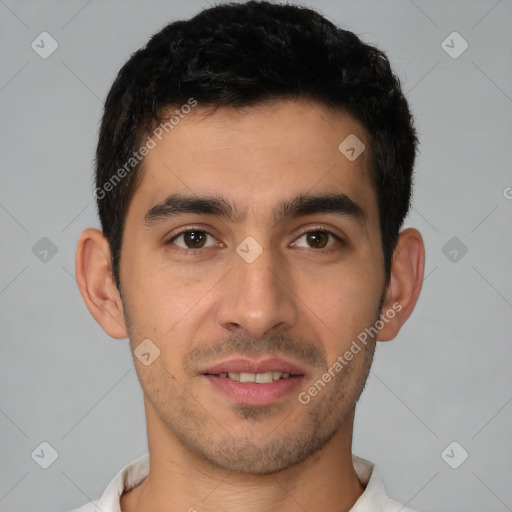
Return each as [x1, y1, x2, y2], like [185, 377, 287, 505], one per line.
[119, 99, 387, 474]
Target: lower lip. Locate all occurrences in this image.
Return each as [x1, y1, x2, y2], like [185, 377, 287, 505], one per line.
[203, 375, 304, 406]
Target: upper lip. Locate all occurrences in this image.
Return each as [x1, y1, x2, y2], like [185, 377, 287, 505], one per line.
[201, 357, 306, 376]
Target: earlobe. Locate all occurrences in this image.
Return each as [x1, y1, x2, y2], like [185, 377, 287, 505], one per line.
[75, 228, 128, 339]
[377, 228, 425, 342]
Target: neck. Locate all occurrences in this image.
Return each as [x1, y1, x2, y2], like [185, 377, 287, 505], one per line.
[121, 402, 365, 512]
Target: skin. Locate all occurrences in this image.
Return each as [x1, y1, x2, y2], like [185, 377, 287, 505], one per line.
[76, 99, 425, 512]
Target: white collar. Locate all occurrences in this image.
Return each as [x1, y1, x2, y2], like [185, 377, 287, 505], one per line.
[88, 453, 416, 512]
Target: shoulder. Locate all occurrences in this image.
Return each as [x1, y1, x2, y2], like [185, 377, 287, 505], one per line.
[351, 454, 421, 512]
[65, 453, 149, 512]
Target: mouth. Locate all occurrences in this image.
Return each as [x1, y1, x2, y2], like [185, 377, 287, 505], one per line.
[201, 356, 306, 376]
[205, 371, 295, 383]
[200, 357, 306, 406]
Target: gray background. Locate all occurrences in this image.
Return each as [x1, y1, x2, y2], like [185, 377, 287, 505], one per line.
[1, 0, 511, 511]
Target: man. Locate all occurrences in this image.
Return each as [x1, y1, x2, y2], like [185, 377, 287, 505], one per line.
[73, 1, 425, 510]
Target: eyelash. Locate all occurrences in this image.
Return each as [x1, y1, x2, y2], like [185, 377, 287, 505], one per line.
[166, 227, 344, 256]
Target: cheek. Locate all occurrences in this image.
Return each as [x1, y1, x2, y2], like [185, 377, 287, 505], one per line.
[298, 260, 381, 320]
[121, 246, 182, 329]
[121, 258, 208, 369]
[294, 261, 382, 358]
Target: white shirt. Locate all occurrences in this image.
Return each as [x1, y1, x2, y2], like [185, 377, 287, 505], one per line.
[70, 453, 418, 512]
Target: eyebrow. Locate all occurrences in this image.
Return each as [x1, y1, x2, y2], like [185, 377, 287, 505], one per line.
[144, 192, 367, 227]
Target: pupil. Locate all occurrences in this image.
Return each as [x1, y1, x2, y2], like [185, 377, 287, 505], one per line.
[186, 231, 205, 248]
[307, 231, 327, 248]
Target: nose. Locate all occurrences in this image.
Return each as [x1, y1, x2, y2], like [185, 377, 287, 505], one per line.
[215, 241, 299, 339]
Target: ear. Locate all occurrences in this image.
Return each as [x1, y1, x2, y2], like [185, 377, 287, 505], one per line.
[377, 228, 425, 342]
[75, 228, 128, 339]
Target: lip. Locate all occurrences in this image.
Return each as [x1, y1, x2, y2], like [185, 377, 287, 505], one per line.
[200, 357, 306, 406]
[203, 374, 304, 406]
[201, 357, 306, 376]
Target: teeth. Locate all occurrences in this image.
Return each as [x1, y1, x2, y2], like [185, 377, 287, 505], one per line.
[255, 372, 274, 383]
[219, 372, 292, 383]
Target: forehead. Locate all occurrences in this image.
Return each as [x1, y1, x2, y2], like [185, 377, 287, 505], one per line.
[130, 99, 379, 230]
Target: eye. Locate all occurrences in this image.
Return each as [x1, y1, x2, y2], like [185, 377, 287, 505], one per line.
[166, 227, 342, 255]
[293, 229, 341, 250]
[168, 229, 217, 252]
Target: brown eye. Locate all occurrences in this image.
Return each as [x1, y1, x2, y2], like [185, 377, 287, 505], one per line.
[306, 231, 329, 248]
[183, 231, 207, 248]
[169, 230, 215, 250]
[294, 230, 339, 250]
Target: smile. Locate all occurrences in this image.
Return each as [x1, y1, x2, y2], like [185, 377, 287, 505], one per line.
[208, 371, 291, 383]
